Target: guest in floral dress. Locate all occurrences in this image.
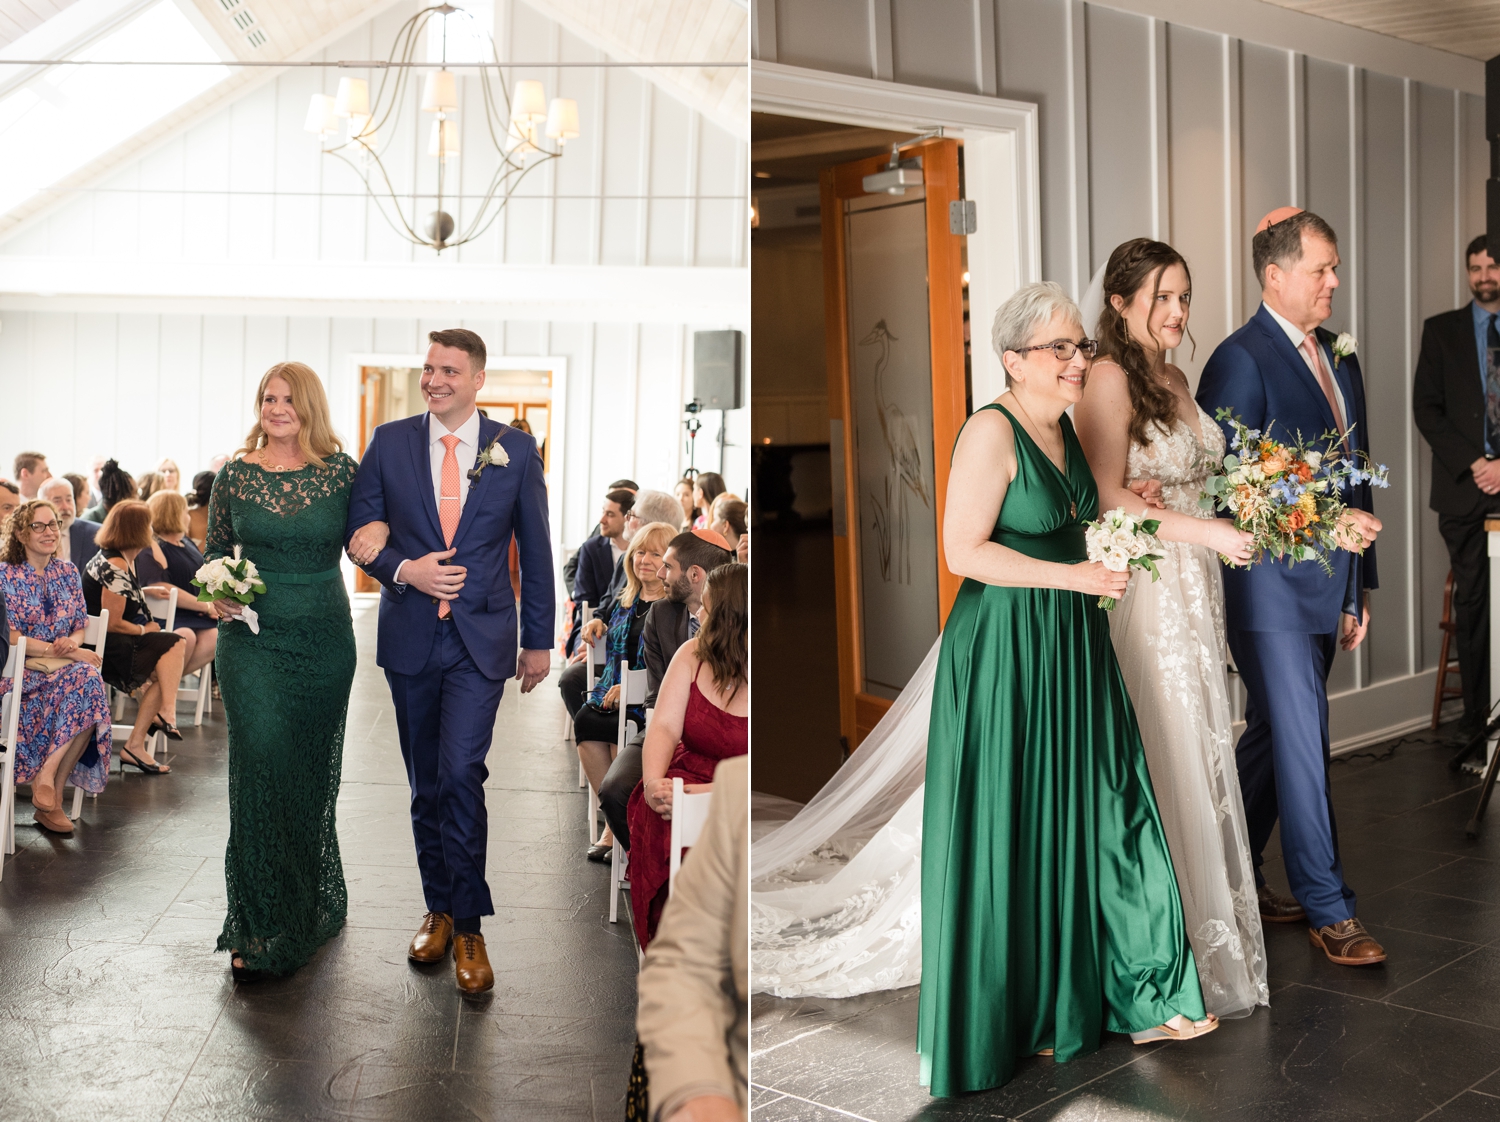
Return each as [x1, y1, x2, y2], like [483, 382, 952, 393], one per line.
[0, 499, 113, 835]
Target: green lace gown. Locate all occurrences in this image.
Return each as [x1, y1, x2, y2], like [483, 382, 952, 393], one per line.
[917, 405, 1205, 1096]
[206, 455, 359, 975]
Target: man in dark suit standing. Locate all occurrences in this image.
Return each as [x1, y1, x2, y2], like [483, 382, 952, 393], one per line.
[1413, 234, 1500, 745]
[40, 476, 101, 565]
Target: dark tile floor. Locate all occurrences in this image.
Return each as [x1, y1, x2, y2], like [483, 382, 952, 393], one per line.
[751, 726, 1500, 1121]
[0, 597, 638, 1122]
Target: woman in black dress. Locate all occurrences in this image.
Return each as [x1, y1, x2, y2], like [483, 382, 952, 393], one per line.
[136, 490, 223, 682]
[79, 501, 186, 773]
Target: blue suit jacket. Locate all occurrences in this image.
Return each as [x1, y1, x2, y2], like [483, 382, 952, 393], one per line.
[571, 533, 618, 609]
[346, 413, 554, 681]
[1196, 304, 1379, 634]
[70, 519, 102, 565]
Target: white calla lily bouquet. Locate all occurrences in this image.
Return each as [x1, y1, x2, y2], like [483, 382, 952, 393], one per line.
[193, 546, 267, 635]
[1084, 507, 1164, 610]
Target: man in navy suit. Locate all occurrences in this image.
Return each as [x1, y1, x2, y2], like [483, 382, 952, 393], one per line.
[39, 477, 101, 565]
[1197, 208, 1386, 968]
[346, 328, 554, 994]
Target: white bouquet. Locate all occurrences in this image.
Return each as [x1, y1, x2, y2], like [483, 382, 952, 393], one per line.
[1084, 507, 1164, 611]
[192, 545, 267, 635]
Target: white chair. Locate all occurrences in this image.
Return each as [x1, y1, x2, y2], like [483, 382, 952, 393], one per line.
[667, 776, 714, 897]
[147, 586, 212, 727]
[609, 704, 651, 924]
[62, 611, 109, 819]
[587, 658, 646, 849]
[0, 638, 27, 874]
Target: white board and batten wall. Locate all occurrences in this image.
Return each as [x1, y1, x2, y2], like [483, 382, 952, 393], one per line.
[754, 0, 1488, 752]
[0, 0, 750, 552]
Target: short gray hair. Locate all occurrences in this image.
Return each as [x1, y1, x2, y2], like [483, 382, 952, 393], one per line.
[991, 281, 1082, 386]
[633, 488, 685, 529]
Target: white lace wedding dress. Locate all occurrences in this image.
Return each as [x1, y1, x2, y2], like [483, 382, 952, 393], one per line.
[752, 405, 1269, 1018]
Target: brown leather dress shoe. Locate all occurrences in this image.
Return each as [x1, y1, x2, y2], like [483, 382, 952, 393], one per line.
[1309, 918, 1387, 965]
[32, 805, 73, 834]
[408, 912, 452, 963]
[453, 932, 494, 994]
[1258, 884, 1306, 923]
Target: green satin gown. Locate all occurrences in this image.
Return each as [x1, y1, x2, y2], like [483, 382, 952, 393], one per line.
[917, 404, 1205, 1096]
[207, 455, 359, 975]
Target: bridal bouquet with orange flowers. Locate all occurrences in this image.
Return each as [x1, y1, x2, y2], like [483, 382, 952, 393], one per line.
[1200, 408, 1389, 573]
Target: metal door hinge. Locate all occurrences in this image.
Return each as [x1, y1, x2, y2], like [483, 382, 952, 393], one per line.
[949, 199, 976, 235]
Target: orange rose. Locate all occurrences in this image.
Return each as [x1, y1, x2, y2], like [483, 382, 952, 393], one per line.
[1262, 457, 1287, 475]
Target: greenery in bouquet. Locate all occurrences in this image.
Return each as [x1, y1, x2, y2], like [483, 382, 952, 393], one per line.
[1199, 408, 1389, 574]
[192, 546, 267, 604]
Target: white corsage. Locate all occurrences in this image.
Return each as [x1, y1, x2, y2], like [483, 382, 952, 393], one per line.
[467, 435, 509, 482]
[1331, 332, 1357, 369]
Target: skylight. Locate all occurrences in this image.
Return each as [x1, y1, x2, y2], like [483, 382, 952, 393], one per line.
[0, 0, 229, 215]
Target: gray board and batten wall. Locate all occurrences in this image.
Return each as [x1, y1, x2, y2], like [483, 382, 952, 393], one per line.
[752, 0, 1489, 753]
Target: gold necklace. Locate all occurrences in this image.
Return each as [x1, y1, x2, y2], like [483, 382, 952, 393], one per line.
[1007, 392, 1076, 518]
[259, 447, 305, 472]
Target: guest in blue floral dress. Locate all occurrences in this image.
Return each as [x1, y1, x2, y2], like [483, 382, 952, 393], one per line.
[0, 499, 113, 835]
[573, 521, 676, 859]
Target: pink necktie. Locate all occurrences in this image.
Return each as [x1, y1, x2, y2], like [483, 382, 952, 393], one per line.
[438, 434, 460, 618]
[1301, 335, 1346, 436]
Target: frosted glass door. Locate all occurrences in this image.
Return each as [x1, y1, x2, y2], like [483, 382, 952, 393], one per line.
[846, 197, 939, 698]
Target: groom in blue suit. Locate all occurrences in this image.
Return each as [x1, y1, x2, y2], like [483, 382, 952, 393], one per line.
[1197, 209, 1386, 968]
[346, 328, 554, 994]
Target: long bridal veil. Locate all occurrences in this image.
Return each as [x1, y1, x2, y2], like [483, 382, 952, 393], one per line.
[751, 639, 939, 998]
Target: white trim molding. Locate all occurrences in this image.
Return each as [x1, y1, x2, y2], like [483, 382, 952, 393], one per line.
[750, 59, 1042, 406]
[0, 260, 750, 326]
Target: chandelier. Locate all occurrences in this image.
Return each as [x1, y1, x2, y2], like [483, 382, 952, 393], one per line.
[302, 3, 579, 254]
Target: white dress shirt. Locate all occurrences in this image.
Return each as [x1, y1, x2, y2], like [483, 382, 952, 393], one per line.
[394, 408, 482, 586]
[1262, 302, 1348, 426]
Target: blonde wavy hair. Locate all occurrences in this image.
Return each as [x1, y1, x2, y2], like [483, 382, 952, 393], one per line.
[618, 522, 678, 608]
[236, 362, 343, 467]
[147, 490, 189, 536]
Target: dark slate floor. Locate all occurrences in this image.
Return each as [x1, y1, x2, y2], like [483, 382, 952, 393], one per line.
[751, 724, 1500, 1121]
[0, 597, 638, 1122]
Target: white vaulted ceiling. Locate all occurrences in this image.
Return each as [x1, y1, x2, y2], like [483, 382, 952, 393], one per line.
[0, 0, 79, 49]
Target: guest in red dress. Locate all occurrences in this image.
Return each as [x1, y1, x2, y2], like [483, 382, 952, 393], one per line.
[627, 561, 747, 949]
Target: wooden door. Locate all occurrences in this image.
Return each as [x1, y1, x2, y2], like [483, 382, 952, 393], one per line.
[822, 138, 968, 748]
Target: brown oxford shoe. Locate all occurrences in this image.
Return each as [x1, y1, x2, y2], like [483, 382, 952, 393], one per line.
[1309, 918, 1387, 966]
[454, 932, 494, 994]
[1257, 884, 1306, 923]
[408, 912, 452, 963]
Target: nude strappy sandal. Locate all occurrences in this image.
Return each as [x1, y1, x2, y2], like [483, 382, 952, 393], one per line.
[1130, 1013, 1219, 1044]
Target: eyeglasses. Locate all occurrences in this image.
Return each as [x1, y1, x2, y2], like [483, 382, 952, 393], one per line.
[28, 522, 58, 534]
[1012, 338, 1099, 362]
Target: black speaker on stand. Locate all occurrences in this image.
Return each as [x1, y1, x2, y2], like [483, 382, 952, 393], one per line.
[687, 330, 744, 478]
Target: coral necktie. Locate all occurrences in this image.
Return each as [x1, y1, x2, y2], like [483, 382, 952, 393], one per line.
[438, 434, 461, 618]
[1301, 335, 1346, 437]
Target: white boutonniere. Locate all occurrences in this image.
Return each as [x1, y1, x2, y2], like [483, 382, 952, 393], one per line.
[467, 434, 509, 482]
[1331, 332, 1357, 369]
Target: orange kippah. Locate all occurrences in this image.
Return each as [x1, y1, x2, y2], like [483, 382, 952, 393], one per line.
[692, 527, 732, 551]
[1256, 206, 1304, 234]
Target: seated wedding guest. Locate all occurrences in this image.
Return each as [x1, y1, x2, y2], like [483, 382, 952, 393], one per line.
[207, 453, 229, 474]
[562, 477, 639, 594]
[156, 458, 181, 493]
[567, 487, 634, 657]
[675, 478, 697, 529]
[576, 521, 676, 859]
[186, 471, 214, 550]
[39, 477, 100, 564]
[80, 500, 186, 774]
[82, 460, 136, 524]
[599, 530, 732, 856]
[87, 455, 107, 509]
[736, 531, 747, 565]
[635, 755, 748, 1122]
[136, 491, 221, 684]
[0, 480, 21, 530]
[63, 473, 89, 515]
[630, 489, 688, 535]
[0, 500, 113, 835]
[14, 452, 50, 500]
[709, 498, 746, 554]
[136, 472, 163, 502]
[691, 473, 726, 529]
[627, 562, 747, 948]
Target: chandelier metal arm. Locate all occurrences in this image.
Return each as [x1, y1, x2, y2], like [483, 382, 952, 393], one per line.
[450, 150, 560, 249]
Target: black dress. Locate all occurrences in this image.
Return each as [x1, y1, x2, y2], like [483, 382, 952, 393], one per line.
[80, 549, 184, 692]
[135, 537, 216, 632]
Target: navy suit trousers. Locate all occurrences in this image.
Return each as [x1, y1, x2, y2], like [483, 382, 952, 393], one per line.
[386, 618, 505, 920]
[1228, 627, 1356, 929]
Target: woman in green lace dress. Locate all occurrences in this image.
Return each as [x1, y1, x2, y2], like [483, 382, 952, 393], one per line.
[918, 284, 1216, 1096]
[207, 361, 378, 979]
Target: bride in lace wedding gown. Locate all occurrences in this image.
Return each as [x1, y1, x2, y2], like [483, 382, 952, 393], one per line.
[753, 242, 1269, 1019]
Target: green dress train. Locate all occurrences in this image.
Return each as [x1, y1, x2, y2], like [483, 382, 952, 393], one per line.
[917, 404, 1205, 1096]
[207, 455, 359, 975]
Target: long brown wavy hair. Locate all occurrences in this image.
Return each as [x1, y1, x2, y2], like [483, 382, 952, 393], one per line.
[697, 562, 747, 702]
[1095, 238, 1195, 446]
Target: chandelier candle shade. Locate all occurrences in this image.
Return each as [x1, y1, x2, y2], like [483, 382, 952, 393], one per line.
[301, 3, 581, 253]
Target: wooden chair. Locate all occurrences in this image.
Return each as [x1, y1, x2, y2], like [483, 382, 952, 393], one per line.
[667, 776, 714, 897]
[1433, 570, 1464, 730]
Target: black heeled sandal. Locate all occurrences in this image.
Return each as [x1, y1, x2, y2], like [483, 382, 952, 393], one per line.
[118, 746, 168, 774]
[147, 716, 183, 742]
[230, 953, 270, 983]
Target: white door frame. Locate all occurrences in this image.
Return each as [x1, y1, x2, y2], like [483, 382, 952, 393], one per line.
[751, 60, 1042, 406]
[345, 351, 570, 608]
